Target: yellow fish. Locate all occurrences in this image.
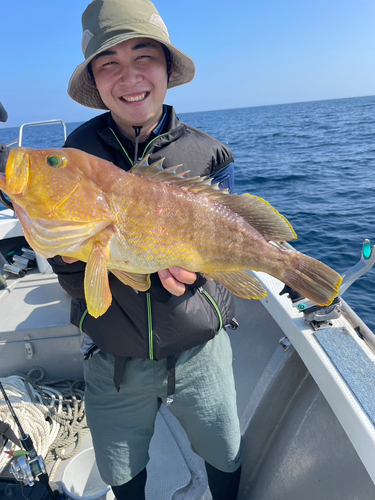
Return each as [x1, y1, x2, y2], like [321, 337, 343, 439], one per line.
[0, 147, 342, 318]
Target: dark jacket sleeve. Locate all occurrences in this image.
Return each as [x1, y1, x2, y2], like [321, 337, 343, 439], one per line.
[0, 144, 10, 174]
[48, 256, 86, 299]
[210, 163, 234, 193]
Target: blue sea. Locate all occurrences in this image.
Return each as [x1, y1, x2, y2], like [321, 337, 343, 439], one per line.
[1, 96, 374, 332]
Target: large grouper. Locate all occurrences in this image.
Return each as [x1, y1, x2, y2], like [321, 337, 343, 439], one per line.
[0, 147, 342, 318]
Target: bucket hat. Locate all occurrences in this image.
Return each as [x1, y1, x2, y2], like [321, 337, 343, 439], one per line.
[68, 0, 196, 109]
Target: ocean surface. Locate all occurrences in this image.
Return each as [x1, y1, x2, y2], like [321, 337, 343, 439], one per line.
[1, 96, 374, 332]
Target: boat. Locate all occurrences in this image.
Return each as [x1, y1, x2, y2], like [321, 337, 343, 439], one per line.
[1, 120, 375, 500]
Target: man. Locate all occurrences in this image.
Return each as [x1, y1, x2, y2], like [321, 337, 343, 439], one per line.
[48, 1, 242, 499]
[0, 102, 9, 175]
[0, 102, 8, 124]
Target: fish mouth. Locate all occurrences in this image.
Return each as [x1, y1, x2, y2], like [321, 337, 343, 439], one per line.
[1, 148, 30, 196]
[120, 92, 149, 103]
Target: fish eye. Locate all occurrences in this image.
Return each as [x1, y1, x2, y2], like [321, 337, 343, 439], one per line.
[46, 155, 67, 168]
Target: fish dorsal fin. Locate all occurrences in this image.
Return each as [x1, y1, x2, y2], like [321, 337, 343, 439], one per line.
[213, 192, 297, 242]
[132, 157, 297, 242]
[131, 156, 189, 181]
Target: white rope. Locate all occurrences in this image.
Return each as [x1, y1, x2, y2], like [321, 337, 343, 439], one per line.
[0, 376, 55, 472]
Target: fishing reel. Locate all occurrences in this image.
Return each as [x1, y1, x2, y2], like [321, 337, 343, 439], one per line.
[10, 454, 47, 487]
[8, 436, 47, 487]
[281, 239, 375, 324]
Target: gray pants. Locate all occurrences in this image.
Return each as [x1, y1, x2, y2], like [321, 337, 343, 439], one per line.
[83, 330, 242, 486]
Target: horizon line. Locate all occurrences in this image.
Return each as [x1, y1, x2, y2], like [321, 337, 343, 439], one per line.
[1, 94, 374, 130]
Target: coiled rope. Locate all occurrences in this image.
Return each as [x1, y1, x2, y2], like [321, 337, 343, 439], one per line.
[0, 367, 89, 478]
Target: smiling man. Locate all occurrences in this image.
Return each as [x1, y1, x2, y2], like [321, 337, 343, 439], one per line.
[90, 39, 170, 140]
[48, 1, 242, 499]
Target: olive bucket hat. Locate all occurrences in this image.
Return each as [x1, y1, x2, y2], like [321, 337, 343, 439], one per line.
[68, 0, 196, 109]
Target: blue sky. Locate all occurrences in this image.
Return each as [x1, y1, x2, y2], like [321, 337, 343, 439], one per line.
[1, 0, 374, 128]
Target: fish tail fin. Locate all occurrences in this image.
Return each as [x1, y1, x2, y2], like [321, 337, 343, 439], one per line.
[283, 253, 342, 306]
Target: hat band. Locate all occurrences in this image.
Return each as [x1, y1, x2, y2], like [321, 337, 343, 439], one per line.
[84, 23, 171, 60]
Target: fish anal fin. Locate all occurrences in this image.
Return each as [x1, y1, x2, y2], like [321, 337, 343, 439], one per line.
[111, 269, 151, 291]
[205, 270, 267, 300]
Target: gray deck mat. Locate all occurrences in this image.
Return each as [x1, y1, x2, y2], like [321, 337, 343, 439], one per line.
[314, 326, 375, 425]
[146, 411, 192, 499]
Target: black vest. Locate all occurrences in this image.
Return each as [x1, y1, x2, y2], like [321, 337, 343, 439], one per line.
[52, 106, 236, 360]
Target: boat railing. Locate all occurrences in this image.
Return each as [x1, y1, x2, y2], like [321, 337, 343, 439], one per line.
[1, 120, 67, 212]
[6, 119, 67, 148]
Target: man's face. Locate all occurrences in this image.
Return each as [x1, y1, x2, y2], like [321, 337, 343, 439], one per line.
[91, 38, 170, 139]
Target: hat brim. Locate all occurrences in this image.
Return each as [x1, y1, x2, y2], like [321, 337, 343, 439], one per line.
[68, 34, 196, 110]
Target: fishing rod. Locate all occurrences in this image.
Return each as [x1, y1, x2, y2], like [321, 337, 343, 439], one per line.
[0, 381, 55, 499]
[0, 382, 28, 442]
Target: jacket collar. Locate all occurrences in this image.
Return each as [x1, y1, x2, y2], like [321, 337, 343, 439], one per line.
[97, 106, 186, 160]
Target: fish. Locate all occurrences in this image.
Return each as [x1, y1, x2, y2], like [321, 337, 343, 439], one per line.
[0, 147, 342, 318]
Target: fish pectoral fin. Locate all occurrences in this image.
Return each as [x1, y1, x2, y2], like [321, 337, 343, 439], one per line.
[111, 269, 151, 292]
[204, 270, 267, 300]
[84, 228, 116, 318]
[84, 244, 112, 318]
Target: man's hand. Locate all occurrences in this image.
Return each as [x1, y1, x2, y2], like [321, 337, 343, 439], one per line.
[61, 256, 79, 264]
[158, 267, 197, 296]
[61, 258, 195, 297]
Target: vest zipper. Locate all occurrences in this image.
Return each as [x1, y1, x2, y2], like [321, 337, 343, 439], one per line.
[146, 292, 154, 359]
[109, 127, 169, 360]
[198, 287, 223, 332]
[109, 128, 169, 166]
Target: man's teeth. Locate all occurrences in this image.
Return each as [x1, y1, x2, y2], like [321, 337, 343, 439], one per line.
[122, 93, 147, 102]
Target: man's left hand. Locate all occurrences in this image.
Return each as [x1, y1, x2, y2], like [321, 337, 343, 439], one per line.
[158, 267, 197, 296]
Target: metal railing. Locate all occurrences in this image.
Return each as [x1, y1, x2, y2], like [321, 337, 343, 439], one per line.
[1, 119, 67, 211]
[6, 119, 67, 148]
